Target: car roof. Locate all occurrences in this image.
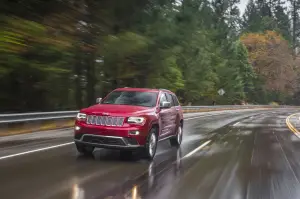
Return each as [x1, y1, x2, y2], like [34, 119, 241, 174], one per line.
[114, 87, 175, 94]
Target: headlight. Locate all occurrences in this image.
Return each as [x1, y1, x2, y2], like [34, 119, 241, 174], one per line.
[127, 117, 145, 124]
[76, 113, 87, 121]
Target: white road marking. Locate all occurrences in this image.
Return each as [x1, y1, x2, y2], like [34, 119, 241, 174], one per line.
[0, 142, 73, 161]
[233, 122, 240, 126]
[182, 140, 211, 158]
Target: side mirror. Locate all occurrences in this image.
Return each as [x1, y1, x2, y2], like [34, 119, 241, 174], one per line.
[160, 101, 171, 109]
[96, 97, 102, 104]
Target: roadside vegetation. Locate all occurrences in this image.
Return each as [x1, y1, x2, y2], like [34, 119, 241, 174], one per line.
[1, 0, 300, 112]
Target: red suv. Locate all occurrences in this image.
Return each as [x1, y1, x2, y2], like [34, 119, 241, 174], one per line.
[74, 87, 184, 160]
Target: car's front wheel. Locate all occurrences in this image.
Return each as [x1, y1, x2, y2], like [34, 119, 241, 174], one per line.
[76, 143, 94, 156]
[142, 128, 158, 160]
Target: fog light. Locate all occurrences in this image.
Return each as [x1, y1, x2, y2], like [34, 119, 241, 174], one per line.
[75, 126, 81, 131]
[129, 131, 140, 135]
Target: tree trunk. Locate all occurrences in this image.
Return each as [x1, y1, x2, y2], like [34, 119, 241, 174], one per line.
[293, 0, 297, 57]
[74, 52, 83, 109]
[86, 53, 96, 106]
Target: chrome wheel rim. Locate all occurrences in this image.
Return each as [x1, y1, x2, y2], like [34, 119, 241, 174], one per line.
[149, 133, 156, 156]
[177, 126, 182, 144]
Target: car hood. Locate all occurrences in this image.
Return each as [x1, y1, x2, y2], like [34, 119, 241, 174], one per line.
[81, 104, 154, 116]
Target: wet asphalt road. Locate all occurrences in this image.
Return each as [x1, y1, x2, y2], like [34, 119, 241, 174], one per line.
[1, 108, 300, 199]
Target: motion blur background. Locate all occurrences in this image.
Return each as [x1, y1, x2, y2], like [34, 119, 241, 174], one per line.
[1, 0, 299, 113]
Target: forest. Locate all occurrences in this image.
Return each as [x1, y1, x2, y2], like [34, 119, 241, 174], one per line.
[1, 0, 300, 112]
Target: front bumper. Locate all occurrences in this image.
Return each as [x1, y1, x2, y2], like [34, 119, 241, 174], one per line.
[74, 134, 144, 150]
[74, 122, 149, 146]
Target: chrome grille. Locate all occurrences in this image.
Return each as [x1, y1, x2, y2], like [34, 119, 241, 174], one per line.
[86, 115, 124, 127]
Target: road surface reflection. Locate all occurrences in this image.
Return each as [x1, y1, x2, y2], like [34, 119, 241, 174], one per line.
[71, 148, 182, 199]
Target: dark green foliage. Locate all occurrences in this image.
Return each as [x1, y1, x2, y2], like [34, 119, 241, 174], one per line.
[0, 0, 298, 112]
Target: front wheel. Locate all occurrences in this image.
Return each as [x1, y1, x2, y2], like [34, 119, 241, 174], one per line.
[142, 128, 158, 160]
[76, 143, 94, 156]
[170, 125, 183, 147]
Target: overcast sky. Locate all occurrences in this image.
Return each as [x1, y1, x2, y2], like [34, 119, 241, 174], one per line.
[237, 0, 291, 15]
[238, 0, 249, 15]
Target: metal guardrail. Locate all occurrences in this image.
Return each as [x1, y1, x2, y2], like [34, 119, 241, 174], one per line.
[0, 105, 282, 124]
[0, 111, 79, 124]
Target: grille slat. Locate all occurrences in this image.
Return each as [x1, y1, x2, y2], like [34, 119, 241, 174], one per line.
[107, 117, 112, 126]
[99, 116, 104, 125]
[86, 115, 124, 127]
[91, 116, 96, 124]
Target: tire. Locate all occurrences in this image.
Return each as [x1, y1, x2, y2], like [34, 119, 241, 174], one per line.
[170, 125, 183, 147]
[76, 143, 94, 156]
[142, 128, 158, 160]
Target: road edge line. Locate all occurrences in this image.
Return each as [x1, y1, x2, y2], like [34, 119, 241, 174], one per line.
[286, 114, 300, 138]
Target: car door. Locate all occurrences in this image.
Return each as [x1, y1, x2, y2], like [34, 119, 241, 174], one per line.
[158, 92, 174, 139]
[171, 93, 182, 129]
[165, 93, 177, 136]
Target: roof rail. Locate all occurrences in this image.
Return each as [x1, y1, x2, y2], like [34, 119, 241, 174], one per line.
[159, 88, 172, 92]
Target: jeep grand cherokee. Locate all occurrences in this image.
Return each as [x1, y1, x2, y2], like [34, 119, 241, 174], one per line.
[74, 87, 184, 160]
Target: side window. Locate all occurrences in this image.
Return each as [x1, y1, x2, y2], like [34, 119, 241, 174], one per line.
[159, 93, 168, 106]
[172, 94, 180, 106]
[166, 93, 174, 107]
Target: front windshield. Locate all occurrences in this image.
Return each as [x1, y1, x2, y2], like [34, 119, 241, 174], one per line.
[102, 91, 158, 107]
